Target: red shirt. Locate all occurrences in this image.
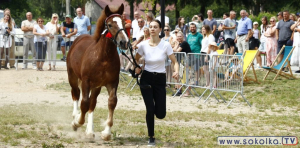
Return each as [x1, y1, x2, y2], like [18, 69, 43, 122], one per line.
[124, 19, 131, 37]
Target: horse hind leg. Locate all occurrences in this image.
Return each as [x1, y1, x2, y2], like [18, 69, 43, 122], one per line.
[72, 79, 90, 131]
[85, 87, 101, 139]
[101, 85, 118, 141]
[68, 69, 81, 126]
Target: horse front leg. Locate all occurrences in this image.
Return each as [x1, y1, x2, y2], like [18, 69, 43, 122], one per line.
[85, 87, 101, 139]
[72, 79, 90, 131]
[101, 85, 118, 141]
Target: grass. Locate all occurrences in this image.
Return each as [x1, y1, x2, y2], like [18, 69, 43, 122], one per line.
[2, 70, 299, 147]
[0, 104, 299, 147]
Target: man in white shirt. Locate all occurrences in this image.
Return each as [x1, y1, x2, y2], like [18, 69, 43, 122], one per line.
[132, 11, 140, 41]
[155, 14, 169, 25]
[74, 8, 91, 35]
[21, 12, 37, 69]
[135, 18, 145, 40]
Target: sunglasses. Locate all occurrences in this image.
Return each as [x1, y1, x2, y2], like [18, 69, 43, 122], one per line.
[53, 17, 57, 18]
[138, 21, 143, 23]
[270, 21, 275, 22]
[38, 21, 44, 22]
[164, 29, 169, 31]
[175, 31, 178, 33]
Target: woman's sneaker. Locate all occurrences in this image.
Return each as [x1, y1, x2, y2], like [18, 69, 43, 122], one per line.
[147, 137, 155, 147]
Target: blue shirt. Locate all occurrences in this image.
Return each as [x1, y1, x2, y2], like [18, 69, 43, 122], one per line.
[237, 17, 252, 35]
[74, 15, 91, 35]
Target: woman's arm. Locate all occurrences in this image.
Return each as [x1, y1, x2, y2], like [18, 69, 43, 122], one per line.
[134, 53, 142, 74]
[270, 27, 276, 36]
[33, 27, 42, 36]
[168, 54, 179, 80]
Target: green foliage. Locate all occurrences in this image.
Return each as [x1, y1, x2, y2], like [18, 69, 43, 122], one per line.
[248, 12, 277, 27]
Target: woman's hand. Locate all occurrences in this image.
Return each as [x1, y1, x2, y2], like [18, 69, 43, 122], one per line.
[135, 67, 142, 74]
[172, 72, 179, 80]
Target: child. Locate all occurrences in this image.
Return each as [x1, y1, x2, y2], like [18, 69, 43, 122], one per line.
[252, 22, 260, 50]
[224, 57, 242, 81]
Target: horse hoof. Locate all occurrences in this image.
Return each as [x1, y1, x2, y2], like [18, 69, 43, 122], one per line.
[72, 121, 82, 131]
[86, 133, 95, 139]
[101, 132, 112, 141]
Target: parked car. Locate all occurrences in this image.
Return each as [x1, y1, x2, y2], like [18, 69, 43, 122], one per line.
[14, 28, 24, 62]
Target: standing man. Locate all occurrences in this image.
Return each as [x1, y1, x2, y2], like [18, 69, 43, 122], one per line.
[187, 23, 203, 53]
[60, 15, 78, 61]
[122, 11, 131, 38]
[276, 10, 294, 63]
[203, 10, 217, 41]
[187, 23, 203, 92]
[235, 10, 252, 53]
[155, 12, 170, 26]
[74, 8, 91, 36]
[132, 11, 140, 41]
[1, 8, 16, 69]
[223, 11, 237, 55]
[21, 12, 36, 69]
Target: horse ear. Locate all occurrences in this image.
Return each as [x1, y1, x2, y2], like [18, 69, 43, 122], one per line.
[117, 4, 124, 15]
[105, 5, 112, 17]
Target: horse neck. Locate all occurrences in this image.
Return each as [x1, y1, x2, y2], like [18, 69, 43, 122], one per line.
[97, 36, 118, 57]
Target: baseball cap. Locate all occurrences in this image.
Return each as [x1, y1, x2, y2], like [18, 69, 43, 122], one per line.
[65, 15, 71, 18]
[253, 21, 258, 25]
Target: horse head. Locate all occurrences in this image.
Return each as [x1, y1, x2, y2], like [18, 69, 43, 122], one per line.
[103, 4, 129, 49]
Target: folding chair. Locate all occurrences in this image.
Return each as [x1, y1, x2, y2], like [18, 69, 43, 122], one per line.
[242, 50, 260, 83]
[263, 46, 296, 81]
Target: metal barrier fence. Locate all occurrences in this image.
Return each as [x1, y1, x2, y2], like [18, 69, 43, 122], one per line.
[164, 52, 250, 107]
[0, 34, 75, 70]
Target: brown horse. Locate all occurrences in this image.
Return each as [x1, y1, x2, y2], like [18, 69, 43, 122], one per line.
[66, 4, 129, 140]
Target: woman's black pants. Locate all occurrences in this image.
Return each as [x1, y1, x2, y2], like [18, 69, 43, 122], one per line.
[140, 70, 166, 137]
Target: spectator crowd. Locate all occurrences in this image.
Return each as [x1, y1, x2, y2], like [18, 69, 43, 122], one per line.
[1, 7, 300, 74]
[0, 8, 90, 70]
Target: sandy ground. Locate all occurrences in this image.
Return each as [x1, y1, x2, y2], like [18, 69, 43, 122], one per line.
[0, 63, 260, 115]
[2, 63, 300, 148]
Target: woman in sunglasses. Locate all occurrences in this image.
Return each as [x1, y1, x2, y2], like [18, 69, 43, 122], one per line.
[33, 17, 49, 71]
[169, 28, 181, 48]
[264, 16, 277, 67]
[46, 13, 59, 71]
[162, 25, 171, 41]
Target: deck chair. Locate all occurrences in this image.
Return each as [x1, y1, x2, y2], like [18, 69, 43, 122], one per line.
[263, 46, 296, 81]
[242, 50, 260, 83]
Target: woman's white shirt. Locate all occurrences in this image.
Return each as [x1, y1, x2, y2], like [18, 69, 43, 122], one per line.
[260, 24, 267, 42]
[34, 24, 47, 43]
[45, 22, 59, 41]
[0, 22, 15, 48]
[201, 34, 215, 53]
[137, 40, 173, 73]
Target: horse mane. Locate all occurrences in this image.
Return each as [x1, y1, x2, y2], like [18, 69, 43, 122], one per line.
[93, 5, 120, 41]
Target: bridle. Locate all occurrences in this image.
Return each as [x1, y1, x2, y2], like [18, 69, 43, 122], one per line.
[102, 14, 150, 89]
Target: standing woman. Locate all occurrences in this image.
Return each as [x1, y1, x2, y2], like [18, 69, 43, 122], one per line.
[175, 17, 188, 40]
[46, 13, 59, 71]
[202, 25, 215, 87]
[145, 12, 154, 27]
[33, 17, 49, 71]
[257, 16, 268, 68]
[198, 13, 204, 33]
[290, 18, 300, 73]
[0, 14, 15, 69]
[264, 17, 277, 67]
[134, 20, 179, 146]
